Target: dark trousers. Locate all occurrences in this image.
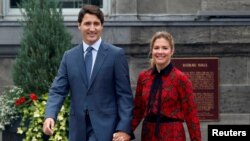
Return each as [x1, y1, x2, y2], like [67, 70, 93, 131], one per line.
[86, 113, 98, 141]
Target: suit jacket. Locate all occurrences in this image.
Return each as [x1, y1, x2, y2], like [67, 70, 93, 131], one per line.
[45, 41, 134, 141]
[132, 66, 201, 141]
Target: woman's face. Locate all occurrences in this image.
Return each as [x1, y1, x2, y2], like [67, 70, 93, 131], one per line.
[152, 37, 174, 69]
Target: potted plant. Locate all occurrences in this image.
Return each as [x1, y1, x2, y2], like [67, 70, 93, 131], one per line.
[16, 93, 69, 141]
[0, 86, 24, 141]
[1, 86, 70, 141]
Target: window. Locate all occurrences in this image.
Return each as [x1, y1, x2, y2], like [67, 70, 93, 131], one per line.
[4, 0, 108, 21]
[10, 0, 103, 8]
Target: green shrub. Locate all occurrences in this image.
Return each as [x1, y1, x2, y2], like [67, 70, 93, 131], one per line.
[12, 0, 72, 95]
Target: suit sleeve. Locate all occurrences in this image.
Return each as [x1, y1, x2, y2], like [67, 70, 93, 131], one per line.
[45, 51, 70, 121]
[177, 73, 201, 141]
[114, 49, 134, 134]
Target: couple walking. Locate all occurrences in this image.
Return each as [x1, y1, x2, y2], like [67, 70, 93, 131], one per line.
[43, 4, 201, 141]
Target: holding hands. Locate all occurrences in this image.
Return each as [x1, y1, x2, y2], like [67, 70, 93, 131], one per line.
[112, 131, 131, 141]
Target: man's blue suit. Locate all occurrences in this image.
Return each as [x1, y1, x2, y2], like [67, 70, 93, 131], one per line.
[45, 41, 134, 141]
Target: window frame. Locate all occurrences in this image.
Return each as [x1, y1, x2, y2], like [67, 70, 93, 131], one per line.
[3, 0, 110, 21]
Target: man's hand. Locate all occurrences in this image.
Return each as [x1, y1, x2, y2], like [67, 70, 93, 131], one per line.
[112, 131, 131, 141]
[43, 118, 55, 136]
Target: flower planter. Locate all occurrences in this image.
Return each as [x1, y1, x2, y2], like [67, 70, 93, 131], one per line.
[2, 118, 50, 141]
[2, 118, 24, 141]
[0, 130, 3, 141]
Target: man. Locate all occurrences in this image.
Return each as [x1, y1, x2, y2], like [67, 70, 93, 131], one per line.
[43, 5, 134, 141]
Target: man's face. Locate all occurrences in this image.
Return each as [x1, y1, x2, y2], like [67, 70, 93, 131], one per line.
[78, 13, 103, 45]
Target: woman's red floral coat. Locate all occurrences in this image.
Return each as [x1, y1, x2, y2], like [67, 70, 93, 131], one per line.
[132, 66, 201, 141]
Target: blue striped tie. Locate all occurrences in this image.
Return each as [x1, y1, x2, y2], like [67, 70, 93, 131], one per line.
[85, 47, 93, 83]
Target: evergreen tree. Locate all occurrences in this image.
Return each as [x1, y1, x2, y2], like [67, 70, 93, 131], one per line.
[12, 0, 72, 95]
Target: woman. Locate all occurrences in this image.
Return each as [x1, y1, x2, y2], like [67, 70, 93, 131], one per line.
[132, 31, 201, 141]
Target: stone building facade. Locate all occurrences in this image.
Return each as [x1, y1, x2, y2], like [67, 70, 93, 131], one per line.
[1, 0, 250, 141]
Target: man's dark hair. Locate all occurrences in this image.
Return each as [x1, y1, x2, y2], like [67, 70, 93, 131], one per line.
[77, 5, 104, 25]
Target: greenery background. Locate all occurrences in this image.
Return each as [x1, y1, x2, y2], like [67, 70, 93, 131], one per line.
[0, 0, 72, 140]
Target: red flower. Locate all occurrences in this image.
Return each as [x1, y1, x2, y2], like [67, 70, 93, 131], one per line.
[29, 93, 38, 101]
[15, 97, 26, 106]
[15, 100, 20, 106]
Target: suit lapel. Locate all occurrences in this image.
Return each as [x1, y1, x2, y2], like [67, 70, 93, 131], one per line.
[89, 42, 108, 88]
[76, 44, 88, 87]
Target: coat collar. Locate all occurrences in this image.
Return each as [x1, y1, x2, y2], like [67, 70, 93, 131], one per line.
[151, 63, 173, 76]
[75, 44, 88, 87]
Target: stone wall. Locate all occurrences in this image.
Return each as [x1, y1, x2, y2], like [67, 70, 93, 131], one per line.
[0, 0, 2, 17]
[201, 0, 250, 11]
[1, 22, 250, 141]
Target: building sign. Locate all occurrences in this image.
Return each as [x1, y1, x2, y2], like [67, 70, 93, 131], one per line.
[172, 58, 219, 121]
